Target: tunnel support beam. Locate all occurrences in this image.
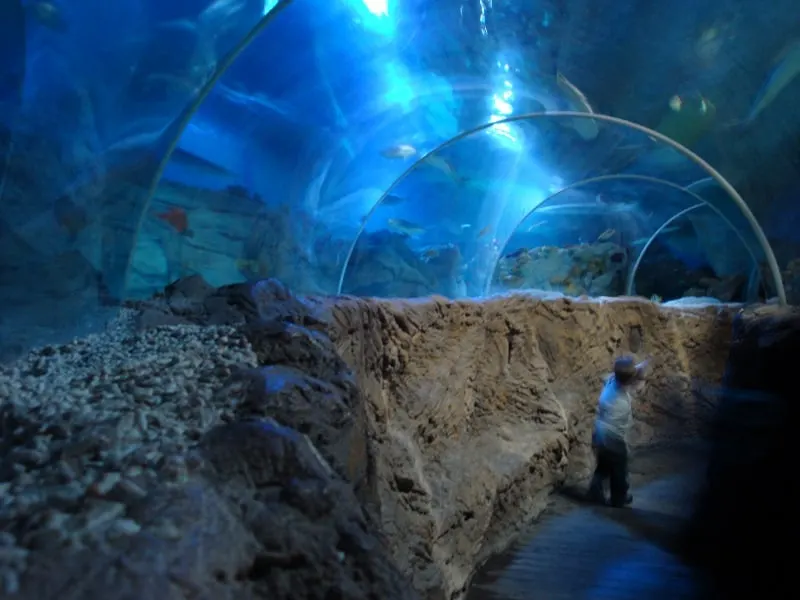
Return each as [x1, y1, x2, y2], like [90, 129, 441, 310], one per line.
[338, 112, 785, 305]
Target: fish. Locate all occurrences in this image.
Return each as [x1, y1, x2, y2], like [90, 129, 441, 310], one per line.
[741, 39, 800, 124]
[155, 206, 194, 237]
[170, 148, 236, 178]
[423, 154, 466, 184]
[380, 194, 406, 207]
[478, 225, 492, 238]
[386, 218, 425, 237]
[666, 92, 714, 117]
[53, 195, 88, 241]
[26, 1, 67, 32]
[381, 144, 417, 159]
[596, 229, 616, 242]
[424, 154, 459, 179]
[526, 220, 547, 232]
[556, 71, 599, 140]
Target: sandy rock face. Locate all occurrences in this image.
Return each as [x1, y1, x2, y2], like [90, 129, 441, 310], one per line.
[318, 292, 734, 598]
[0, 278, 735, 600]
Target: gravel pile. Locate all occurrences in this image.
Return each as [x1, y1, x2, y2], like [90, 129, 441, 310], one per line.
[0, 309, 258, 595]
[0, 278, 418, 600]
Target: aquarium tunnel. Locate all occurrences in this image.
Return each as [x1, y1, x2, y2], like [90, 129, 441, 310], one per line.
[2, 0, 800, 358]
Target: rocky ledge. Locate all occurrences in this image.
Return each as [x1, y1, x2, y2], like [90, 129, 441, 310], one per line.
[0, 277, 739, 599]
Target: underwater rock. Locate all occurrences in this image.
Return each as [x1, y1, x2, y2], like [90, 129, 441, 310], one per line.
[0, 280, 740, 599]
[493, 241, 627, 296]
[342, 231, 439, 297]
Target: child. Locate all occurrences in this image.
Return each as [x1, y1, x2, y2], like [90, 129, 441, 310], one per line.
[587, 356, 649, 507]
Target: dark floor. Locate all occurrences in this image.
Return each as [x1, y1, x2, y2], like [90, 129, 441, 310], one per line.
[467, 443, 710, 600]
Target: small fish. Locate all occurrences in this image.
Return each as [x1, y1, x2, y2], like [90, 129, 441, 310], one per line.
[380, 194, 406, 207]
[526, 220, 547, 232]
[156, 206, 194, 237]
[556, 71, 599, 140]
[171, 148, 236, 178]
[596, 229, 616, 242]
[387, 218, 425, 237]
[668, 92, 713, 116]
[26, 1, 67, 31]
[53, 195, 88, 241]
[381, 144, 417, 159]
[423, 154, 466, 184]
[421, 247, 440, 259]
[742, 39, 800, 124]
[650, 294, 663, 303]
[478, 225, 492, 238]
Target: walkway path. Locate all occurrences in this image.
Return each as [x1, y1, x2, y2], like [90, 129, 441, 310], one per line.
[467, 444, 710, 600]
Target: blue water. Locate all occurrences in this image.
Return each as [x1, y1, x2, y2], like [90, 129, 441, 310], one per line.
[1, 0, 799, 357]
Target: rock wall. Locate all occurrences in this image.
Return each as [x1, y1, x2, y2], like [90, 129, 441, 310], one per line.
[316, 291, 734, 598]
[0, 278, 736, 600]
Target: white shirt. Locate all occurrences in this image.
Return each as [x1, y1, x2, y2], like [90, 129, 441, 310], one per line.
[594, 376, 634, 445]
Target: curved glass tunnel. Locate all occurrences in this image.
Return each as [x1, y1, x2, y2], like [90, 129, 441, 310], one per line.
[490, 174, 770, 303]
[2, 0, 800, 359]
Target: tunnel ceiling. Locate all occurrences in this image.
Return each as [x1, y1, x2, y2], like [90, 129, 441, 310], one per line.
[168, 0, 800, 221]
[2, 0, 800, 315]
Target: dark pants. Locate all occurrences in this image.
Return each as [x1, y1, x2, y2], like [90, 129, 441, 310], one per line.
[588, 438, 630, 507]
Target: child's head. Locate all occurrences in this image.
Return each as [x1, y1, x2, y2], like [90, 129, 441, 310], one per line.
[613, 356, 645, 386]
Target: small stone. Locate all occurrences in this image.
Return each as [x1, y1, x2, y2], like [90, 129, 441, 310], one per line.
[10, 447, 48, 467]
[114, 478, 148, 502]
[88, 472, 121, 497]
[83, 499, 126, 531]
[108, 518, 141, 538]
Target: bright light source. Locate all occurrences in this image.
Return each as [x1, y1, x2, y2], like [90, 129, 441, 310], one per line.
[492, 95, 513, 115]
[363, 0, 389, 17]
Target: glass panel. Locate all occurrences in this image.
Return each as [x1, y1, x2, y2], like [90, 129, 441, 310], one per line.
[340, 112, 707, 298]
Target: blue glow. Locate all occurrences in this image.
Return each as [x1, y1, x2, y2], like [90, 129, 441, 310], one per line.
[382, 61, 414, 109]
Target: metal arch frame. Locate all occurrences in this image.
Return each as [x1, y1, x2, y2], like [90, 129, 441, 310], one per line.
[335, 111, 786, 305]
[120, 0, 295, 297]
[486, 174, 763, 299]
[626, 177, 768, 299]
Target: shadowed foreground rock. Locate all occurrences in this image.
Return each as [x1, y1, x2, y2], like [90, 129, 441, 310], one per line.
[686, 305, 800, 597]
[0, 277, 737, 599]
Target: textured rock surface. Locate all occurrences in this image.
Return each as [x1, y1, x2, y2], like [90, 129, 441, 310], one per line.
[318, 291, 734, 598]
[0, 278, 736, 599]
